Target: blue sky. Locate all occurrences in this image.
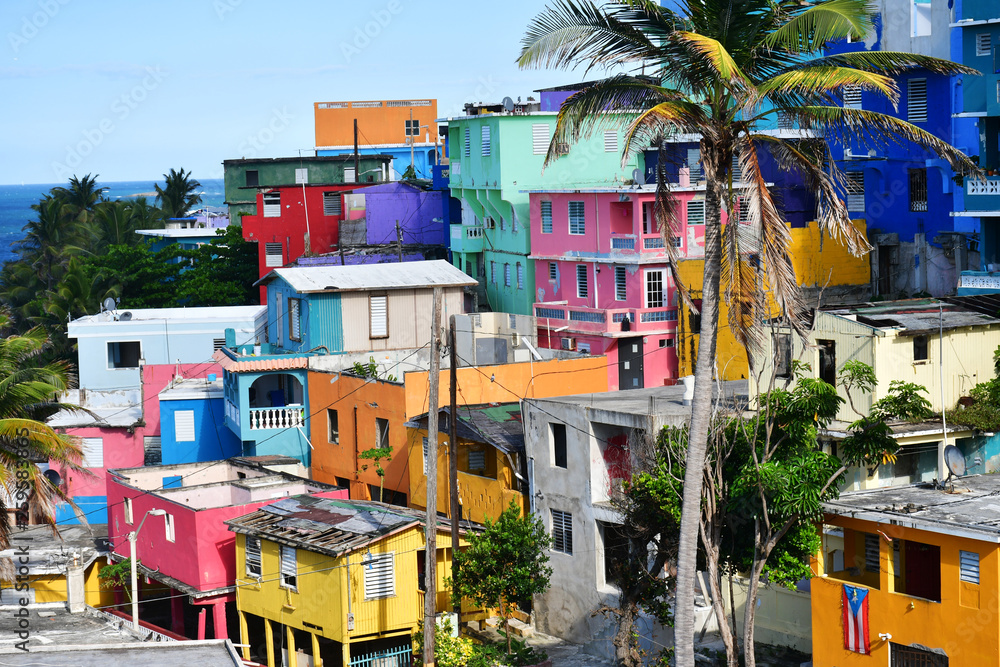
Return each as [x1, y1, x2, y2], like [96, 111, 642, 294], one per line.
[0, 0, 584, 185]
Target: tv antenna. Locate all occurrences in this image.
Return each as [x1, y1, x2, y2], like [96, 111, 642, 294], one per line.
[502, 96, 515, 113]
[940, 444, 967, 492]
[102, 297, 117, 313]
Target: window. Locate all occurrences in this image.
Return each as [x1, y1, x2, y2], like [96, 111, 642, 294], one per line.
[551, 423, 567, 468]
[328, 409, 339, 444]
[576, 265, 589, 299]
[280, 545, 297, 589]
[107, 341, 141, 369]
[344, 167, 356, 183]
[323, 192, 342, 216]
[686, 148, 702, 180]
[864, 533, 880, 573]
[490, 261, 496, 284]
[288, 298, 302, 341]
[909, 168, 928, 212]
[843, 85, 862, 109]
[263, 192, 281, 217]
[404, 118, 420, 136]
[504, 263, 511, 287]
[264, 242, 283, 268]
[893, 539, 940, 602]
[568, 201, 586, 235]
[245, 537, 262, 578]
[548, 262, 557, 281]
[245, 170, 259, 187]
[604, 130, 618, 153]
[845, 172, 865, 212]
[468, 449, 486, 471]
[977, 33, 992, 58]
[213, 338, 226, 351]
[659, 338, 675, 348]
[532, 123, 550, 155]
[736, 196, 751, 224]
[730, 154, 743, 182]
[540, 201, 553, 233]
[464, 127, 471, 158]
[818, 339, 836, 386]
[907, 78, 927, 123]
[369, 294, 388, 338]
[645, 270, 665, 308]
[364, 552, 395, 599]
[774, 333, 792, 378]
[294, 167, 308, 184]
[615, 266, 627, 301]
[175, 410, 195, 442]
[960, 550, 980, 584]
[124, 497, 133, 525]
[911, 0, 931, 37]
[481, 125, 491, 156]
[164, 513, 175, 543]
[516, 263, 524, 290]
[686, 200, 705, 225]
[500, 216, 506, 231]
[375, 417, 390, 450]
[913, 334, 928, 361]
[422, 437, 429, 473]
[551, 509, 573, 554]
[600, 521, 629, 588]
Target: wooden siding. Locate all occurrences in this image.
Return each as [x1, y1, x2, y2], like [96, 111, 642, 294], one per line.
[306, 293, 344, 353]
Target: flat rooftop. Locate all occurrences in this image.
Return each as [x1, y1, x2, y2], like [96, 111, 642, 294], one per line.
[824, 474, 1000, 543]
[136, 228, 224, 238]
[824, 298, 1000, 336]
[527, 380, 748, 417]
[69, 305, 264, 326]
[0, 634, 243, 666]
[0, 607, 139, 651]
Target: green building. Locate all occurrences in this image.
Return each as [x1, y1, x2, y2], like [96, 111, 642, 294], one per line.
[222, 154, 392, 221]
[441, 109, 641, 315]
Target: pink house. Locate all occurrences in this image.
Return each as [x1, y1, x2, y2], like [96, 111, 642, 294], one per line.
[48, 362, 223, 525]
[106, 456, 347, 640]
[529, 186, 734, 390]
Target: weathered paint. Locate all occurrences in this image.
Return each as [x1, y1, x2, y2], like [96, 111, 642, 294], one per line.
[811, 515, 1000, 666]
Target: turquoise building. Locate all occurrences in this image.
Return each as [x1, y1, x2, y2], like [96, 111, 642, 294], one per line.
[441, 105, 641, 315]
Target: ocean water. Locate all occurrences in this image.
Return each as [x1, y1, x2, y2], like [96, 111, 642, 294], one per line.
[0, 179, 226, 267]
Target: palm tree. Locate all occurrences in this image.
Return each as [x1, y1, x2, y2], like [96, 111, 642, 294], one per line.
[51, 174, 106, 213]
[519, 1, 979, 665]
[0, 314, 86, 562]
[20, 196, 90, 291]
[155, 168, 203, 218]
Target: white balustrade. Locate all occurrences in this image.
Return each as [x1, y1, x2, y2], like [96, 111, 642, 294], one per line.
[248, 406, 304, 431]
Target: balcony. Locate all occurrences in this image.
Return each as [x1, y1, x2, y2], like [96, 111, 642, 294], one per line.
[610, 233, 637, 252]
[450, 224, 485, 254]
[958, 271, 1000, 295]
[964, 175, 1000, 213]
[534, 303, 678, 334]
[248, 405, 304, 431]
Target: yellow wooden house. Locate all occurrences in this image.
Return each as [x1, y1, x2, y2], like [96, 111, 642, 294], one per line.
[227, 495, 470, 667]
[407, 403, 527, 524]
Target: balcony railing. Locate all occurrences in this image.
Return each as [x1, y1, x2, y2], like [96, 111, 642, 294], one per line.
[248, 405, 304, 431]
[610, 234, 637, 251]
[643, 236, 665, 249]
[449, 224, 485, 253]
[535, 303, 678, 334]
[968, 179, 1000, 196]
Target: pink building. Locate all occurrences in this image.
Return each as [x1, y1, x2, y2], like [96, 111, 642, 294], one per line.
[529, 186, 732, 390]
[106, 456, 347, 640]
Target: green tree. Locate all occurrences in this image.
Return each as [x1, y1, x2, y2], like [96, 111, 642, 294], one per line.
[155, 168, 203, 218]
[358, 446, 392, 503]
[449, 500, 552, 656]
[176, 226, 258, 307]
[518, 3, 979, 663]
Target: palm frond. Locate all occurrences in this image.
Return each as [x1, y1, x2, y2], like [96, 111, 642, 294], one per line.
[779, 51, 980, 77]
[672, 31, 751, 95]
[757, 67, 898, 107]
[765, 0, 875, 53]
[654, 144, 696, 311]
[620, 101, 710, 164]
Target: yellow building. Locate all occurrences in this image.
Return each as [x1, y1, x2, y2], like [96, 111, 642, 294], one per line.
[407, 403, 526, 524]
[227, 494, 469, 667]
[676, 218, 872, 380]
[812, 475, 1000, 666]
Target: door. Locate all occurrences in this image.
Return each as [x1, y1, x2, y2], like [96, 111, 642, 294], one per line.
[878, 245, 892, 296]
[618, 337, 644, 389]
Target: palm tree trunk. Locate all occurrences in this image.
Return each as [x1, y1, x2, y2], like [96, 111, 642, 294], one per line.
[674, 153, 723, 667]
[742, 521, 768, 667]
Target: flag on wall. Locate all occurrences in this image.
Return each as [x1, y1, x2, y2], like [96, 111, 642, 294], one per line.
[842, 584, 870, 654]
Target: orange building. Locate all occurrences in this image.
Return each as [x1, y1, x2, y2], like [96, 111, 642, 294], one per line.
[314, 99, 438, 149]
[306, 355, 608, 505]
[811, 475, 1000, 666]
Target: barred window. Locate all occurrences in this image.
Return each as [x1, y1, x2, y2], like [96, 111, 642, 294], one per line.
[909, 168, 928, 212]
[569, 201, 586, 235]
[551, 509, 573, 554]
[541, 201, 553, 233]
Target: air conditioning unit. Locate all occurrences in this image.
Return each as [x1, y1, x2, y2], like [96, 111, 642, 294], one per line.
[511, 331, 522, 348]
[561, 337, 576, 351]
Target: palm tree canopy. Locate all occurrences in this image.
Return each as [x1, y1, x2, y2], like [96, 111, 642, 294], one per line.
[155, 168, 203, 218]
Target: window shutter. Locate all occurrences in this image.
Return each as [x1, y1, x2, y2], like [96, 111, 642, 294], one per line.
[731, 154, 743, 182]
[81, 437, 103, 468]
[846, 172, 865, 211]
[604, 130, 618, 153]
[907, 78, 927, 123]
[548, 262, 557, 281]
[576, 265, 589, 299]
[344, 167, 356, 183]
[175, 410, 196, 442]
[481, 125, 491, 156]
[864, 533, 880, 572]
[364, 552, 395, 599]
[289, 299, 301, 341]
[977, 33, 992, 58]
[540, 201, 553, 233]
[323, 192, 342, 216]
[280, 545, 297, 587]
[516, 263, 524, 290]
[370, 295, 388, 338]
[263, 192, 281, 217]
[422, 437, 429, 474]
[551, 510, 573, 554]
[686, 200, 705, 225]
[264, 243, 283, 268]
[468, 450, 486, 471]
[464, 127, 471, 158]
[246, 537, 262, 577]
[686, 148, 702, 180]
[294, 168, 308, 184]
[213, 338, 226, 351]
[737, 196, 751, 224]
[143, 436, 162, 466]
[504, 263, 511, 287]
[532, 124, 550, 155]
[568, 201, 586, 235]
[843, 85, 862, 109]
[960, 550, 980, 584]
[615, 267, 627, 301]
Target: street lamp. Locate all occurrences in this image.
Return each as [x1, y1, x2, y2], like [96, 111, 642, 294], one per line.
[129, 508, 166, 630]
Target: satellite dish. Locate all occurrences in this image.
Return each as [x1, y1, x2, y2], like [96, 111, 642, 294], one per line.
[502, 96, 515, 112]
[42, 469, 62, 487]
[941, 444, 967, 490]
[102, 297, 117, 312]
[119, 311, 132, 321]
[632, 168, 644, 185]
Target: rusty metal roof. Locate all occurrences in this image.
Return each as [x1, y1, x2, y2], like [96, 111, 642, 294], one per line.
[212, 349, 311, 373]
[408, 404, 525, 454]
[226, 495, 455, 557]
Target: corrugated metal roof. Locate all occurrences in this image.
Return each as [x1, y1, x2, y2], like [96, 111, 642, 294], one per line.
[409, 404, 525, 454]
[212, 349, 311, 372]
[226, 495, 453, 557]
[825, 298, 1000, 336]
[254, 259, 477, 292]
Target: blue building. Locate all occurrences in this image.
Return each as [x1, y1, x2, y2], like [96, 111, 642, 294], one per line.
[158, 376, 242, 464]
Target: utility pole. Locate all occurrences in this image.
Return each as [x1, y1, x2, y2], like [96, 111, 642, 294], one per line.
[424, 287, 442, 667]
[449, 315, 460, 616]
[396, 221, 404, 262]
[353, 118, 360, 182]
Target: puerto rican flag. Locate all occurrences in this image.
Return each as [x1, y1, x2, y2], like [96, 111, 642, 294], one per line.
[842, 584, 870, 654]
